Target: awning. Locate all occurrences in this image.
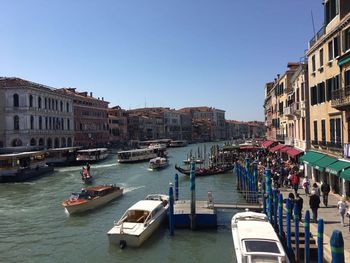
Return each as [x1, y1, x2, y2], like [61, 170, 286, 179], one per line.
[325, 160, 350, 175]
[269, 144, 286, 152]
[338, 56, 350, 67]
[239, 146, 261, 151]
[287, 148, 303, 158]
[280, 146, 292, 153]
[261, 140, 275, 148]
[311, 156, 338, 172]
[300, 151, 325, 165]
[340, 168, 350, 181]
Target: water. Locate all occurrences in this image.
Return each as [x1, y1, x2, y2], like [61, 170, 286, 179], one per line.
[0, 142, 242, 263]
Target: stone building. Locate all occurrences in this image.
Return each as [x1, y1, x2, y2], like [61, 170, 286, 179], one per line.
[57, 88, 109, 147]
[0, 77, 74, 149]
[108, 106, 128, 147]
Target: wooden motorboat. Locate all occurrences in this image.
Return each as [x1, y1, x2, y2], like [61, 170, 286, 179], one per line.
[149, 157, 169, 170]
[62, 185, 123, 214]
[107, 194, 169, 248]
[231, 211, 288, 263]
[175, 164, 233, 176]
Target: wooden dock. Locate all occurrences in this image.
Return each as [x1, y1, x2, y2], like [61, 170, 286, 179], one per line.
[213, 202, 262, 210]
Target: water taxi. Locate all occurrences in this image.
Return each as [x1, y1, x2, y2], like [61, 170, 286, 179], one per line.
[62, 185, 123, 214]
[46, 147, 81, 166]
[149, 157, 169, 170]
[117, 147, 165, 163]
[0, 151, 54, 183]
[75, 148, 108, 163]
[231, 211, 288, 263]
[107, 194, 169, 248]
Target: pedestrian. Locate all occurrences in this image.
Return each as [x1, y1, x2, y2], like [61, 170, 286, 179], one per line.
[311, 183, 321, 196]
[287, 192, 295, 216]
[337, 196, 348, 227]
[320, 181, 331, 207]
[309, 190, 320, 222]
[291, 173, 300, 195]
[302, 176, 310, 195]
[295, 193, 303, 221]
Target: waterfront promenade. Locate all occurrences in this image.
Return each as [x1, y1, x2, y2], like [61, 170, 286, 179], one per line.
[279, 187, 350, 262]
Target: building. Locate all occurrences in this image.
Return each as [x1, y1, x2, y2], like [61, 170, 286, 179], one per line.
[57, 88, 109, 147]
[0, 77, 74, 149]
[108, 106, 128, 147]
[264, 82, 275, 140]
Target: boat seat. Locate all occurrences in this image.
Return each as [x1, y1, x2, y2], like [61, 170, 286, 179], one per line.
[137, 216, 145, 223]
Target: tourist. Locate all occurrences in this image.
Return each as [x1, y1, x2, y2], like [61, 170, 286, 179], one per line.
[309, 190, 320, 222]
[295, 194, 303, 221]
[311, 183, 321, 196]
[337, 196, 348, 227]
[291, 173, 300, 195]
[302, 176, 310, 195]
[321, 181, 330, 207]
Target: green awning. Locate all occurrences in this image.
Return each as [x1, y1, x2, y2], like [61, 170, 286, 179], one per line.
[340, 168, 350, 181]
[338, 56, 350, 67]
[300, 151, 326, 165]
[311, 156, 338, 172]
[325, 160, 350, 175]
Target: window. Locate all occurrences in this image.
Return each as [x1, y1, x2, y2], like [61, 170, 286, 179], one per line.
[48, 98, 51, 110]
[61, 118, 64, 130]
[319, 48, 324, 68]
[66, 102, 69, 112]
[311, 86, 317, 105]
[312, 55, 316, 72]
[45, 117, 48, 130]
[345, 70, 350, 89]
[67, 119, 70, 130]
[45, 98, 47, 109]
[336, 118, 341, 144]
[14, 115, 19, 130]
[334, 36, 339, 57]
[326, 78, 332, 101]
[318, 82, 325, 103]
[344, 27, 350, 52]
[301, 83, 305, 101]
[325, 0, 339, 25]
[30, 116, 34, 130]
[38, 97, 42, 109]
[39, 116, 42, 130]
[13, 94, 19, 107]
[314, 121, 318, 142]
[55, 100, 58, 111]
[334, 74, 340, 90]
[328, 41, 333, 61]
[60, 101, 63, 112]
[321, 120, 326, 144]
[29, 95, 33, 107]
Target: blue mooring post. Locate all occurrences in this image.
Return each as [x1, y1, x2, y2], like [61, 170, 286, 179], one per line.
[286, 199, 292, 256]
[317, 219, 324, 263]
[293, 202, 300, 262]
[190, 161, 196, 230]
[278, 193, 283, 238]
[175, 173, 179, 201]
[168, 183, 174, 236]
[253, 162, 258, 203]
[262, 180, 266, 214]
[304, 210, 310, 263]
[330, 230, 344, 263]
[273, 190, 278, 230]
[265, 167, 272, 223]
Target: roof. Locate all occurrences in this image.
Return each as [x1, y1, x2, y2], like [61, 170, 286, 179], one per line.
[86, 185, 116, 192]
[326, 160, 350, 175]
[117, 148, 154, 154]
[129, 200, 163, 212]
[236, 220, 279, 241]
[269, 144, 286, 152]
[311, 156, 338, 172]
[261, 140, 275, 148]
[287, 148, 303, 158]
[0, 151, 46, 159]
[280, 146, 292, 153]
[77, 148, 108, 153]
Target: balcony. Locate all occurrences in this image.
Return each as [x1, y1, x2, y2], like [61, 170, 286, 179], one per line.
[283, 103, 301, 118]
[276, 134, 285, 142]
[331, 86, 350, 109]
[284, 137, 294, 146]
[309, 26, 325, 48]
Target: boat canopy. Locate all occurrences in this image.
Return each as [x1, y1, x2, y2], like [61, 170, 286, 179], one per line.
[128, 200, 163, 212]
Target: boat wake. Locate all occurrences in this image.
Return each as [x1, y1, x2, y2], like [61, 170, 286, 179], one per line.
[92, 163, 116, 169]
[123, 185, 145, 194]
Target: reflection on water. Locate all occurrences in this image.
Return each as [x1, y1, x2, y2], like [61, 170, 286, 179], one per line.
[0, 142, 239, 263]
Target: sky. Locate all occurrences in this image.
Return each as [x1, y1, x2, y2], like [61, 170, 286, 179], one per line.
[0, 0, 324, 121]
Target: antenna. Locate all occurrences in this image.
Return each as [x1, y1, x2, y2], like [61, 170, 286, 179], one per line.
[144, 97, 147, 108]
[311, 10, 316, 38]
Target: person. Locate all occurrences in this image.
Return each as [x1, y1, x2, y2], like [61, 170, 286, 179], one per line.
[337, 196, 348, 227]
[86, 163, 91, 172]
[309, 190, 320, 222]
[302, 176, 310, 195]
[287, 192, 295, 216]
[295, 194, 303, 221]
[291, 173, 300, 195]
[311, 183, 321, 196]
[321, 181, 331, 207]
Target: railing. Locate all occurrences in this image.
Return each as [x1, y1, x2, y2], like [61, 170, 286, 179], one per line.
[309, 26, 325, 48]
[284, 137, 294, 146]
[331, 85, 350, 108]
[344, 143, 350, 158]
[283, 103, 301, 117]
[283, 106, 293, 116]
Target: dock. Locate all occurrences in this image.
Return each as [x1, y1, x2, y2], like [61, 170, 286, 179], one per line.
[213, 202, 262, 210]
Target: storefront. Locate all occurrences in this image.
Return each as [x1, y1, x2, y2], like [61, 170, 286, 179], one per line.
[325, 160, 350, 196]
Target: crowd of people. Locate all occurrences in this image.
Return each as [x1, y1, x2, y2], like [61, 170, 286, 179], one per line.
[236, 148, 350, 228]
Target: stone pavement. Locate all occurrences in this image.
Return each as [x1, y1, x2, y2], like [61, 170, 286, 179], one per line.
[279, 187, 350, 262]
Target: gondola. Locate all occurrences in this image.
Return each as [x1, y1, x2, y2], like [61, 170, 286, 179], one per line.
[175, 164, 234, 176]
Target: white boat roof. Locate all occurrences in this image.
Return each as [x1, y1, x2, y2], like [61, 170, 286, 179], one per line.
[235, 220, 279, 242]
[0, 150, 46, 158]
[77, 148, 107, 153]
[118, 148, 153, 154]
[232, 211, 268, 222]
[128, 200, 163, 212]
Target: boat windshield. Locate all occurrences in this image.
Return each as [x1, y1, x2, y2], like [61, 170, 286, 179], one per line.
[246, 255, 280, 263]
[244, 240, 280, 254]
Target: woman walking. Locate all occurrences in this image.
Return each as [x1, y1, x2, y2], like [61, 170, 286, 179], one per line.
[337, 196, 348, 226]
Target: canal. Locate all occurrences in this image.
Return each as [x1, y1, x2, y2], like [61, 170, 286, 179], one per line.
[0, 142, 243, 263]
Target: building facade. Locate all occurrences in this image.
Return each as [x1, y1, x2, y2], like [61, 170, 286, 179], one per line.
[0, 77, 74, 149]
[108, 106, 128, 147]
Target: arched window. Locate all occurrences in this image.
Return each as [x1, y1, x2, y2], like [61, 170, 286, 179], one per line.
[61, 137, 66, 147]
[30, 138, 36, 146]
[0, 141, 3, 148]
[38, 97, 42, 109]
[60, 101, 63, 112]
[29, 95, 33, 107]
[30, 116, 34, 130]
[39, 116, 42, 130]
[54, 138, 60, 148]
[55, 100, 58, 111]
[47, 138, 52, 148]
[14, 115, 19, 130]
[61, 118, 64, 130]
[67, 137, 72, 147]
[12, 138, 22, 147]
[44, 98, 47, 109]
[38, 138, 44, 146]
[48, 98, 51, 110]
[13, 94, 19, 107]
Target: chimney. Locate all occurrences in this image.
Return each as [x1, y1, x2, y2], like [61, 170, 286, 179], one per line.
[90, 92, 93, 97]
[102, 97, 104, 101]
[277, 74, 280, 79]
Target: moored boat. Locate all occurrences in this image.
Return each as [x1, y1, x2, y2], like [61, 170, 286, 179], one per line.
[149, 157, 169, 170]
[62, 185, 123, 214]
[231, 211, 288, 263]
[46, 147, 81, 166]
[175, 164, 233, 176]
[107, 194, 169, 248]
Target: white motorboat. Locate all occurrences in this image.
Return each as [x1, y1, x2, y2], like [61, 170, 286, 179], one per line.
[231, 211, 288, 263]
[149, 157, 169, 170]
[107, 194, 169, 248]
[62, 185, 123, 214]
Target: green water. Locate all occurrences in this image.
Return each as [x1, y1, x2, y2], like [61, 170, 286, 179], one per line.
[0, 142, 242, 263]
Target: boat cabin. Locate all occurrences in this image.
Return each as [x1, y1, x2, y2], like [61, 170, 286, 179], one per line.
[46, 147, 81, 165]
[76, 148, 108, 162]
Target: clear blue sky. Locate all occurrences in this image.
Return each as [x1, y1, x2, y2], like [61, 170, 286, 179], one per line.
[0, 0, 324, 121]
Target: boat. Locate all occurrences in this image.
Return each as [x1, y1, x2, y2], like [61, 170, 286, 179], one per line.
[169, 140, 188, 147]
[75, 148, 108, 163]
[62, 185, 123, 215]
[107, 194, 169, 248]
[81, 167, 93, 184]
[117, 147, 166, 163]
[46, 147, 81, 166]
[149, 157, 169, 170]
[231, 211, 288, 263]
[0, 151, 54, 183]
[175, 164, 233, 176]
[182, 158, 204, 165]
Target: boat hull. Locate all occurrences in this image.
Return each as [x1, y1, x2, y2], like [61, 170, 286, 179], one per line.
[63, 189, 123, 214]
[0, 166, 54, 183]
[118, 153, 157, 163]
